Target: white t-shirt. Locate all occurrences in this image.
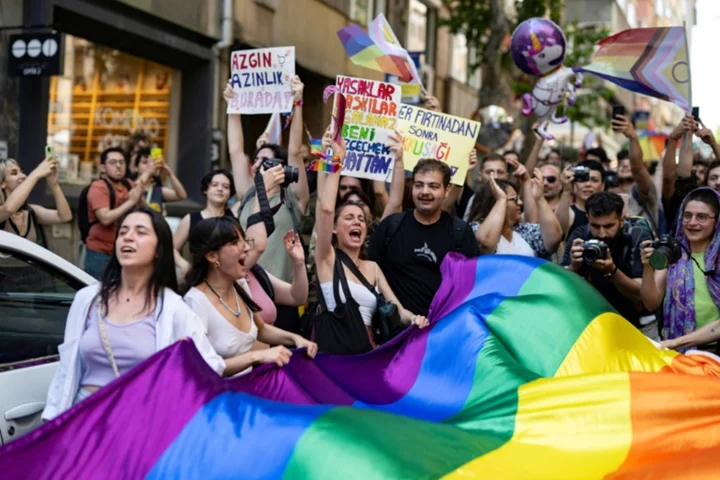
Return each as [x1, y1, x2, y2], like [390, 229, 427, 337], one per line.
[496, 231, 536, 257]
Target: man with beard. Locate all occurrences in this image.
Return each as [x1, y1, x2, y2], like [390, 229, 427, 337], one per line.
[540, 163, 563, 212]
[562, 192, 650, 329]
[369, 159, 480, 317]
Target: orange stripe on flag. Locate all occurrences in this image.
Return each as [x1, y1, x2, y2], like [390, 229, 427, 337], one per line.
[606, 372, 720, 479]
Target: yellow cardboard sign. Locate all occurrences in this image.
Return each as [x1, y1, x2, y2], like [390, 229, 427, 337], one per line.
[397, 105, 480, 185]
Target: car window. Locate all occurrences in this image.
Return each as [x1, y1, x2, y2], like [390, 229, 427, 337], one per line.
[0, 249, 83, 370]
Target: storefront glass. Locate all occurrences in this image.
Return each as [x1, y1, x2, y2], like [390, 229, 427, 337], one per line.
[47, 35, 178, 184]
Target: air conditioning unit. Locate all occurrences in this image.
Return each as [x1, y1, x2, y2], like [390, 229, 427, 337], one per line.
[420, 64, 435, 95]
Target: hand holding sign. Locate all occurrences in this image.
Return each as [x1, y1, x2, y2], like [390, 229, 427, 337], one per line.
[223, 79, 235, 105]
[388, 130, 404, 163]
[291, 76, 304, 102]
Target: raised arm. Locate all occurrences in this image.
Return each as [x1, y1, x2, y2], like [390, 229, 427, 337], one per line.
[443, 149, 477, 213]
[530, 169, 562, 253]
[266, 230, 308, 306]
[226, 79, 252, 198]
[243, 161, 285, 269]
[315, 134, 346, 270]
[511, 160, 536, 223]
[30, 162, 72, 224]
[697, 120, 720, 164]
[287, 76, 310, 213]
[677, 114, 696, 179]
[160, 160, 188, 202]
[524, 134, 545, 174]
[556, 166, 575, 236]
[381, 130, 406, 219]
[663, 121, 682, 199]
[0, 157, 56, 222]
[613, 115, 653, 199]
[94, 171, 150, 226]
[473, 176, 507, 254]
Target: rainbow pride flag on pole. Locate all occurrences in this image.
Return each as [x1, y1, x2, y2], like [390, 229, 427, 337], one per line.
[2, 255, 720, 479]
[337, 22, 415, 83]
[576, 27, 691, 110]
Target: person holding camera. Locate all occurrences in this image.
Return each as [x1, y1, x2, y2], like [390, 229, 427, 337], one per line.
[557, 160, 606, 237]
[640, 188, 720, 352]
[227, 76, 309, 284]
[562, 192, 653, 334]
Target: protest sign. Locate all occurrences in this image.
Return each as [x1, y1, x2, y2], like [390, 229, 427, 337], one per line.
[227, 47, 295, 115]
[397, 105, 480, 186]
[335, 75, 401, 181]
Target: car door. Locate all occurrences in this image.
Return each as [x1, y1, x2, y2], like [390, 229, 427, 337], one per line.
[0, 247, 85, 444]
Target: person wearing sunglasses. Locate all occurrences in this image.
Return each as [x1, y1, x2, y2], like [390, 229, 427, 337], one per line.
[641, 188, 720, 353]
[539, 163, 563, 212]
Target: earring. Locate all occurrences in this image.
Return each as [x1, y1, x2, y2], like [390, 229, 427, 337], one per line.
[215, 261, 220, 268]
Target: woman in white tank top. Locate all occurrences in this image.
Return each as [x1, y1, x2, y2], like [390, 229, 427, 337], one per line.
[314, 135, 429, 345]
[183, 216, 317, 372]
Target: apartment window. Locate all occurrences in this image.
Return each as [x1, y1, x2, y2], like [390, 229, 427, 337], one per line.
[350, 0, 373, 25]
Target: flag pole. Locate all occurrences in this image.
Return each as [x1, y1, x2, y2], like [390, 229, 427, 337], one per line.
[683, 20, 692, 110]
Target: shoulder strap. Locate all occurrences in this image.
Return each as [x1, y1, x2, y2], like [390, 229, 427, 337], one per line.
[332, 250, 354, 307]
[189, 211, 202, 232]
[384, 211, 408, 247]
[101, 178, 117, 209]
[239, 186, 256, 213]
[95, 297, 120, 378]
[336, 249, 376, 294]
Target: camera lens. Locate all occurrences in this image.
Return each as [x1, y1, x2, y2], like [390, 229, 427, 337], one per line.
[649, 247, 671, 270]
[583, 246, 600, 264]
[284, 165, 300, 184]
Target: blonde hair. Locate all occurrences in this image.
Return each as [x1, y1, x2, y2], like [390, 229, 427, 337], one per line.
[0, 159, 19, 184]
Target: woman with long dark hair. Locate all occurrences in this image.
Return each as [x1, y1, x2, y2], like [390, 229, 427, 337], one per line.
[42, 207, 225, 421]
[641, 188, 720, 351]
[313, 137, 428, 354]
[183, 217, 317, 372]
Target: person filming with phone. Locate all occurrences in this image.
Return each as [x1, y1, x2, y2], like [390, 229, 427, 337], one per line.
[0, 151, 73, 247]
[562, 192, 654, 337]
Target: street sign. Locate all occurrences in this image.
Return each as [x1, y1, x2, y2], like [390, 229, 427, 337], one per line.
[8, 32, 63, 77]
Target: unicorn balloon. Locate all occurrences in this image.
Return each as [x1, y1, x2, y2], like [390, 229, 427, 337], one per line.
[510, 18, 582, 140]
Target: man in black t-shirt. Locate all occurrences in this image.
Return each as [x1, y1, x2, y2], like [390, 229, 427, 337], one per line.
[368, 159, 481, 317]
[562, 192, 652, 332]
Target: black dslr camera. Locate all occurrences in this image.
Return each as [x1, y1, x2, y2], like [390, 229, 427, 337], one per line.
[582, 239, 608, 265]
[262, 158, 299, 186]
[573, 166, 591, 183]
[649, 235, 682, 270]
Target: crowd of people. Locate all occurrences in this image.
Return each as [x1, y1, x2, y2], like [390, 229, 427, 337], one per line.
[1, 75, 719, 421]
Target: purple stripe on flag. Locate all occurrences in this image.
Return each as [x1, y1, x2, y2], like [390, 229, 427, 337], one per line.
[0, 339, 223, 480]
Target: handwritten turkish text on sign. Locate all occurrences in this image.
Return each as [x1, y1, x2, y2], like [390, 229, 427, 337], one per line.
[227, 47, 295, 115]
[397, 105, 480, 186]
[336, 75, 401, 181]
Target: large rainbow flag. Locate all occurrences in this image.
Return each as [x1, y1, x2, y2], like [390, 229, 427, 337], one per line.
[576, 27, 691, 110]
[2, 255, 720, 479]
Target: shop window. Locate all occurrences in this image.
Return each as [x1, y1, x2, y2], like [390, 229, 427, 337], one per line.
[46, 35, 179, 185]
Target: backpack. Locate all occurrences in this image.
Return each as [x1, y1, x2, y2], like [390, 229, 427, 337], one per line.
[383, 211, 468, 252]
[78, 178, 132, 243]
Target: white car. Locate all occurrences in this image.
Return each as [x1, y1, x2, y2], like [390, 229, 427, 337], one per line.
[0, 231, 95, 444]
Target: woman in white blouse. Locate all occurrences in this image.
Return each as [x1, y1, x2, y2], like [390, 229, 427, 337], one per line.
[183, 216, 317, 371]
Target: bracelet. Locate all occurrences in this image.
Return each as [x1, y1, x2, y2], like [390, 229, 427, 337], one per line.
[604, 266, 618, 279]
[294, 99, 304, 107]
